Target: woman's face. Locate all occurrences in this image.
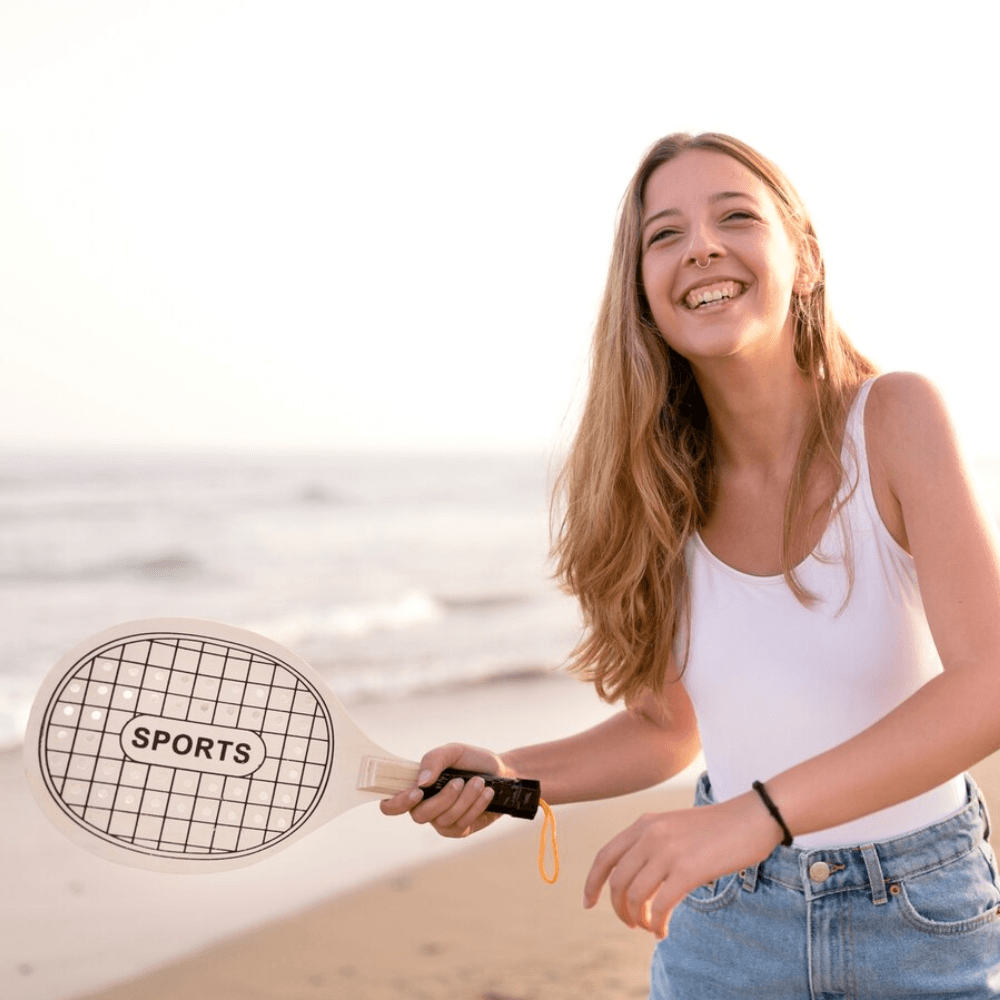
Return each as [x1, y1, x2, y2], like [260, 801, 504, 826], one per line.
[639, 149, 803, 368]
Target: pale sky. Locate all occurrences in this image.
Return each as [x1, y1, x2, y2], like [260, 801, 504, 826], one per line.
[2, 1, 997, 456]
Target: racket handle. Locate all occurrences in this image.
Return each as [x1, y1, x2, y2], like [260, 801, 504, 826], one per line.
[421, 767, 541, 820]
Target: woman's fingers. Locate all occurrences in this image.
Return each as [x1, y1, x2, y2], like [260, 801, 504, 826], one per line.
[646, 883, 681, 939]
[583, 822, 638, 909]
[378, 786, 424, 816]
[585, 796, 782, 938]
[411, 774, 478, 824]
[379, 743, 507, 837]
[425, 776, 497, 836]
[611, 856, 668, 928]
[584, 810, 699, 934]
[585, 814, 669, 927]
[377, 745, 464, 818]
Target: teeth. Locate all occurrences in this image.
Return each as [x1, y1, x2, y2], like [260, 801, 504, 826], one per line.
[684, 281, 743, 309]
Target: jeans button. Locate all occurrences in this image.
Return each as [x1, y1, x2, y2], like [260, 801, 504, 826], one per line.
[809, 861, 831, 883]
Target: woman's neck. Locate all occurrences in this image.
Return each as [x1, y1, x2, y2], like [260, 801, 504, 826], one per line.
[692, 352, 815, 482]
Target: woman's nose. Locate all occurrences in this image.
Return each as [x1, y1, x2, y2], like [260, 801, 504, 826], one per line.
[684, 225, 723, 267]
[689, 249, 719, 268]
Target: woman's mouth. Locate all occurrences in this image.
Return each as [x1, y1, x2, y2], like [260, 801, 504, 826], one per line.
[682, 281, 746, 310]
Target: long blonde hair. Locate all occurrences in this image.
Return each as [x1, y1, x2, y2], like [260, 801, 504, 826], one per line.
[552, 133, 878, 707]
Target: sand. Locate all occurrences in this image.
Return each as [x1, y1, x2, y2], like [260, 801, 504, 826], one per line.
[72, 787, 681, 1000]
[3, 674, 693, 1000]
[5, 674, 999, 1000]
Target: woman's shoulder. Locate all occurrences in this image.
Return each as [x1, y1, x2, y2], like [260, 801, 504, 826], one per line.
[866, 370, 946, 415]
[863, 372, 967, 553]
[864, 372, 958, 470]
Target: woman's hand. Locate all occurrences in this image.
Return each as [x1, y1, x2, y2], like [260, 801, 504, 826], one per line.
[583, 792, 781, 938]
[379, 743, 515, 838]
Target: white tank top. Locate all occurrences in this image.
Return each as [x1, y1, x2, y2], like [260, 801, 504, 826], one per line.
[681, 376, 966, 847]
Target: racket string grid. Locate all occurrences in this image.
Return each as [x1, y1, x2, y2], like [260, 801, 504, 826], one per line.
[41, 631, 334, 860]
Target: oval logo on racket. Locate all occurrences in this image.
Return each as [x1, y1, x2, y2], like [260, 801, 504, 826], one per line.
[120, 716, 267, 777]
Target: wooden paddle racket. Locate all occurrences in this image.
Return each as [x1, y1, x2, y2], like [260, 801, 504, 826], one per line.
[24, 618, 541, 873]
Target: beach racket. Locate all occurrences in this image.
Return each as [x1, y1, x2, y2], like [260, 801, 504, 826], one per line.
[24, 618, 542, 873]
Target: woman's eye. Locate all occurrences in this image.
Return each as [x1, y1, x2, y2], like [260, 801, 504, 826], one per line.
[647, 228, 680, 247]
[723, 211, 756, 222]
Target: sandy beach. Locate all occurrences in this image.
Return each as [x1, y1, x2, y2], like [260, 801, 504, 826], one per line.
[74, 785, 681, 1000]
[2, 673, 700, 1000]
[5, 673, 999, 1000]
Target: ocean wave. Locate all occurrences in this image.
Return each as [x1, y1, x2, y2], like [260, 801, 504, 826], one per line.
[251, 591, 445, 645]
[325, 658, 560, 705]
[91, 552, 204, 581]
[435, 592, 532, 612]
[298, 484, 349, 505]
[0, 551, 205, 584]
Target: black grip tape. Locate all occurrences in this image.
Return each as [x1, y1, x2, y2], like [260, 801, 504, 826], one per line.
[420, 767, 541, 820]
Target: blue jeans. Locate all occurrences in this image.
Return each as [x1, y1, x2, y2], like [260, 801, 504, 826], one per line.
[650, 773, 1000, 999]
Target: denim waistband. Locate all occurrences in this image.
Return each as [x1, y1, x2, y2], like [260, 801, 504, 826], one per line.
[694, 772, 991, 903]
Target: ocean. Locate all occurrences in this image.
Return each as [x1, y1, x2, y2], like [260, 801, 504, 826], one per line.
[4, 450, 1000, 754]
[0, 451, 583, 751]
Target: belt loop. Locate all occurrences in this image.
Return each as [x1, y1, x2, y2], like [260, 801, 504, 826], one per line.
[978, 787, 992, 842]
[860, 844, 887, 905]
[740, 862, 760, 893]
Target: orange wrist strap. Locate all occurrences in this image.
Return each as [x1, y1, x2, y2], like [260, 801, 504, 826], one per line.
[537, 799, 559, 884]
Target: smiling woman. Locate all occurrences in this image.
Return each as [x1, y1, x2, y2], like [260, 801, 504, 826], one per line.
[640, 153, 802, 361]
[561, 133, 878, 663]
[381, 132, 1000, 999]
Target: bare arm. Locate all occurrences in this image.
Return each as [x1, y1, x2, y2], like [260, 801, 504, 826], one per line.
[379, 680, 701, 837]
[502, 683, 701, 805]
[764, 372, 1000, 833]
[585, 373, 1000, 935]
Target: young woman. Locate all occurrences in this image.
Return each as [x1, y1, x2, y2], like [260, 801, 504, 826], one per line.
[381, 133, 1000, 997]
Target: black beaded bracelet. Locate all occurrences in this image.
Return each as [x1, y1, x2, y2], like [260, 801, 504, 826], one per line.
[752, 780, 793, 847]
